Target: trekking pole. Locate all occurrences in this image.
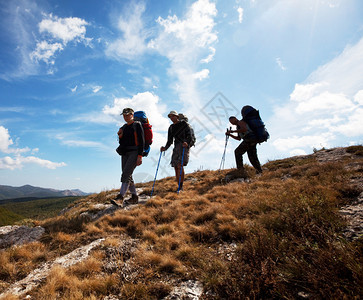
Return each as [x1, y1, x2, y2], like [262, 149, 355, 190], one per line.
[177, 147, 185, 194]
[150, 151, 162, 197]
[219, 127, 230, 171]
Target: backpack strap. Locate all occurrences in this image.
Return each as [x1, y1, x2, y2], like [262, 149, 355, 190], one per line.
[132, 122, 139, 146]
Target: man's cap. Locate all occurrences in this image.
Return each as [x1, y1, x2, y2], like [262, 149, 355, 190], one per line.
[168, 110, 178, 118]
[122, 108, 134, 115]
[178, 113, 188, 122]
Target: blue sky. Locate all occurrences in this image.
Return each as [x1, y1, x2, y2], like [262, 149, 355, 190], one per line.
[1, 0, 362, 193]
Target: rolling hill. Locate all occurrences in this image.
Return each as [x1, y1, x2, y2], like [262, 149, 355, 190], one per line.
[0, 146, 362, 299]
[0, 184, 88, 201]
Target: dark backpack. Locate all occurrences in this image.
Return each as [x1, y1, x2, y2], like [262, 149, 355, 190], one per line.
[179, 115, 196, 147]
[187, 122, 196, 147]
[241, 105, 269, 143]
[134, 111, 153, 157]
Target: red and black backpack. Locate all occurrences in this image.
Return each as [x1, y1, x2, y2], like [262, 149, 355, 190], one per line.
[134, 111, 153, 156]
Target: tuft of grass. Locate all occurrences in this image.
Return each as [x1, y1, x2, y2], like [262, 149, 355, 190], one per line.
[0, 242, 48, 282]
[137, 250, 185, 275]
[346, 145, 363, 156]
[40, 215, 88, 233]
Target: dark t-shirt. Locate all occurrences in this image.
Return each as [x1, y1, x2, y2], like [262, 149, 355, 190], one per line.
[119, 121, 144, 155]
[164, 120, 192, 150]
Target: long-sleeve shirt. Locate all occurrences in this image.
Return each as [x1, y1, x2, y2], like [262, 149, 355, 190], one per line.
[119, 121, 145, 156]
[164, 120, 192, 151]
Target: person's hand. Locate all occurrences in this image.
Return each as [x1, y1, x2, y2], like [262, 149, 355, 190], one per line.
[160, 146, 166, 152]
[182, 142, 188, 148]
[136, 155, 142, 166]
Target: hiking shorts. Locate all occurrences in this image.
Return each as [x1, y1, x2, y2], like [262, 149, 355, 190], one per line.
[171, 143, 189, 167]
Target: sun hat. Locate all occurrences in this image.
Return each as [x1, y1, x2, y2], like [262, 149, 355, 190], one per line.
[168, 110, 178, 118]
[122, 108, 134, 115]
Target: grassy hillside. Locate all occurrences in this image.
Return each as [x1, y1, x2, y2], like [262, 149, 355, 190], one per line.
[0, 206, 24, 226]
[0, 196, 82, 224]
[0, 146, 362, 299]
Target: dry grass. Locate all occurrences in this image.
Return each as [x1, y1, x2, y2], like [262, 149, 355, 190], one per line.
[0, 241, 47, 283]
[1, 146, 362, 299]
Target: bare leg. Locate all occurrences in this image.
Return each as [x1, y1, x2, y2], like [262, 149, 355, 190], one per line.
[175, 164, 184, 190]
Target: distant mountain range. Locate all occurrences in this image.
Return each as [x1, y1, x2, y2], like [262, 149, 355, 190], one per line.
[0, 184, 89, 201]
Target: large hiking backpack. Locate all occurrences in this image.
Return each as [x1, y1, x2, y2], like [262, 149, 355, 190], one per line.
[241, 105, 269, 143]
[188, 123, 196, 147]
[179, 114, 196, 147]
[134, 111, 153, 156]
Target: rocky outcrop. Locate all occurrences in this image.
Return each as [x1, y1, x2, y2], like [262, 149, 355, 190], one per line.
[339, 192, 363, 241]
[315, 148, 363, 241]
[164, 280, 203, 300]
[0, 225, 45, 249]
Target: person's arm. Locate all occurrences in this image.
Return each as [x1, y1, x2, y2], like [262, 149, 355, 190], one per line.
[226, 132, 241, 141]
[117, 127, 123, 138]
[161, 126, 173, 151]
[118, 125, 125, 144]
[226, 128, 241, 141]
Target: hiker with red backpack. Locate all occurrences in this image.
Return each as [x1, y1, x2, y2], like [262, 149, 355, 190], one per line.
[160, 111, 192, 192]
[112, 108, 145, 206]
[226, 105, 269, 178]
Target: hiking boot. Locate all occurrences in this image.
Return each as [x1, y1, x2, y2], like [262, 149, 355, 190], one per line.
[110, 194, 124, 206]
[125, 194, 139, 205]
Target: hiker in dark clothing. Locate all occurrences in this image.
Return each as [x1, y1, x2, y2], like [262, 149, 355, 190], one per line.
[160, 110, 192, 191]
[226, 116, 262, 177]
[112, 108, 144, 206]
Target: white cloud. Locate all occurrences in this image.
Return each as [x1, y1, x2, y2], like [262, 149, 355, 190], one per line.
[92, 86, 102, 93]
[295, 91, 354, 114]
[0, 155, 66, 170]
[104, 0, 218, 124]
[0, 126, 14, 153]
[30, 40, 63, 63]
[103, 91, 170, 131]
[149, 0, 218, 116]
[354, 90, 363, 105]
[237, 7, 244, 23]
[306, 115, 343, 129]
[70, 112, 115, 124]
[30, 14, 90, 65]
[276, 57, 286, 71]
[193, 69, 210, 80]
[0, 125, 66, 170]
[269, 36, 363, 156]
[306, 37, 363, 97]
[273, 133, 334, 152]
[38, 14, 89, 45]
[331, 108, 363, 137]
[105, 2, 148, 61]
[200, 46, 215, 63]
[290, 82, 329, 102]
[290, 149, 307, 156]
[60, 139, 105, 148]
